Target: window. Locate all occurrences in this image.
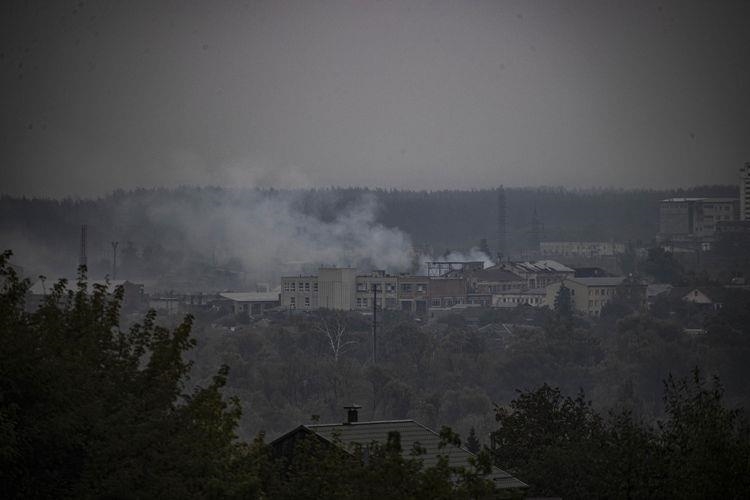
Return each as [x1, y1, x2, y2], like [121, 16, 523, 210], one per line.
[298, 282, 303, 290]
[362, 298, 368, 307]
[290, 283, 295, 292]
[401, 284, 412, 293]
[290, 297, 296, 309]
[304, 296, 310, 307]
[386, 283, 395, 293]
[313, 282, 318, 292]
[283, 282, 290, 292]
[416, 284, 426, 292]
[432, 298, 441, 306]
[304, 282, 310, 292]
[356, 298, 362, 307]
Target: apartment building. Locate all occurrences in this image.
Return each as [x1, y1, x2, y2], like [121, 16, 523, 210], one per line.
[658, 197, 739, 240]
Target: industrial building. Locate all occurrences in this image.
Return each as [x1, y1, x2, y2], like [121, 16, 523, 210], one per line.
[279, 259, 580, 314]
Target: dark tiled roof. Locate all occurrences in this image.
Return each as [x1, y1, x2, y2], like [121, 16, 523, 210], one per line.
[304, 419, 527, 490]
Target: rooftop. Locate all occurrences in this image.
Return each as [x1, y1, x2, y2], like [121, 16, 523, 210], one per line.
[219, 291, 280, 302]
[291, 419, 527, 490]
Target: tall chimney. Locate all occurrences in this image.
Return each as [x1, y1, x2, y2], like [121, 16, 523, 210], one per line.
[496, 186, 506, 262]
[344, 404, 362, 424]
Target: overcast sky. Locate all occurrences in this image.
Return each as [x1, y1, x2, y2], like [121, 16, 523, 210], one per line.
[2, 0, 749, 197]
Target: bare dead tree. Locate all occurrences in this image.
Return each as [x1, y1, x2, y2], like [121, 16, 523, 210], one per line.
[315, 312, 356, 362]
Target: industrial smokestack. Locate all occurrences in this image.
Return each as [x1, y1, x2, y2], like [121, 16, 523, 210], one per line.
[496, 186, 506, 262]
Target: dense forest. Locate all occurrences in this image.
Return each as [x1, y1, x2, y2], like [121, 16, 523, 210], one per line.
[0, 185, 738, 287]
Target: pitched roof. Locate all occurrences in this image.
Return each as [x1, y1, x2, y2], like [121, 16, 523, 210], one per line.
[505, 260, 574, 273]
[298, 419, 527, 490]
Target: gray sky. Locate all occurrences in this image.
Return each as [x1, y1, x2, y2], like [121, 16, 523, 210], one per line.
[2, 0, 749, 197]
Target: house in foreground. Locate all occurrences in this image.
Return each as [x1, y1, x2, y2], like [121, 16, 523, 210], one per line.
[271, 406, 527, 494]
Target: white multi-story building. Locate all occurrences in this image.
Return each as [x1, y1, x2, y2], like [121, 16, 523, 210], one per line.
[539, 241, 625, 258]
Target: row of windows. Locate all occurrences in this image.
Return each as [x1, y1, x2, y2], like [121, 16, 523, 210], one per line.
[589, 288, 613, 296]
[356, 282, 397, 293]
[288, 296, 311, 308]
[283, 281, 319, 293]
[499, 296, 542, 305]
[400, 283, 427, 293]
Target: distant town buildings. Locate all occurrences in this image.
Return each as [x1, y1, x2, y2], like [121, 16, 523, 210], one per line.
[278, 259, 605, 315]
[546, 276, 646, 316]
[657, 197, 740, 244]
[540, 241, 625, 258]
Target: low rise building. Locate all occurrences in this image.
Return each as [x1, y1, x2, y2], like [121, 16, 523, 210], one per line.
[540, 241, 625, 258]
[271, 406, 528, 493]
[428, 277, 467, 309]
[219, 291, 280, 315]
[496, 260, 575, 289]
[397, 275, 430, 314]
[354, 270, 398, 311]
[492, 287, 547, 308]
[546, 276, 626, 316]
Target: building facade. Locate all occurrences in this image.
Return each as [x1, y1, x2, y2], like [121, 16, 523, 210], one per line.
[545, 277, 625, 316]
[540, 241, 625, 258]
[658, 197, 740, 241]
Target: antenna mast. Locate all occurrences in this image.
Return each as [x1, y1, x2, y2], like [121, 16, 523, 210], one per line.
[111, 241, 119, 280]
[79, 224, 88, 269]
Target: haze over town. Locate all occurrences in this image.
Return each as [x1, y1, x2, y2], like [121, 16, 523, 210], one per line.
[3, 2, 750, 498]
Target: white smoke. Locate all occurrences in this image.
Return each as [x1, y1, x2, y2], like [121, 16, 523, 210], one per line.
[134, 189, 415, 284]
[417, 248, 494, 275]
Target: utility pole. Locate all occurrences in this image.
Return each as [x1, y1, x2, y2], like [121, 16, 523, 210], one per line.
[372, 283, 378, 364]
[79, 224, 88, 269]
[111, 241, 119, 280]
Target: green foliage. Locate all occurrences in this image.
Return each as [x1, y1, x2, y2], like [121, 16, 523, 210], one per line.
[642, 247, 685, 284]
[553, 284, 573, 319]
[465, 427, 481, 454]
[492, 371, 750, 498]
[0, 250, 258, 498]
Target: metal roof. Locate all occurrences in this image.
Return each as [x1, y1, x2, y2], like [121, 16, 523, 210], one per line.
[512, 260, 574, 273]
[304, 419, 527, 489]
[219, 291, 280, 302]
